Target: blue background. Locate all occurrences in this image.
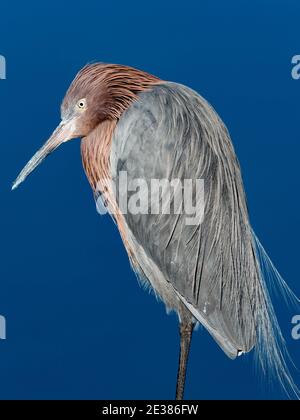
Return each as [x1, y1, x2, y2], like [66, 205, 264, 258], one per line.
[0, 0, 299, 400]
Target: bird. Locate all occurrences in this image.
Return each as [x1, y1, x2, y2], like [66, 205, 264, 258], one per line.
[12, 63, 299, 400]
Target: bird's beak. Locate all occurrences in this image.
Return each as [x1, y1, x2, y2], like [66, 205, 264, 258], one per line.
[12, 119, 77, 190]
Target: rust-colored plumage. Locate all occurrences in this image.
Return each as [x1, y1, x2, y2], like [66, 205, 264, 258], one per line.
[81, 119, 116, 192]
[63, 63, 160, 123]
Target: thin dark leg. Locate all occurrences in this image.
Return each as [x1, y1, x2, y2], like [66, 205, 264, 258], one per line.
[175, 322, 194, 400]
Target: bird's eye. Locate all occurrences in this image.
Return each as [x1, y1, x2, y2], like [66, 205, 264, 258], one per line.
[77, 99, 86, 110]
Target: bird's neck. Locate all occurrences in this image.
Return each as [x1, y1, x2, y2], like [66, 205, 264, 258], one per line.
[80, 70, 161, 256]
[80, 119, 134, 257]
[81, 119, 117, 193]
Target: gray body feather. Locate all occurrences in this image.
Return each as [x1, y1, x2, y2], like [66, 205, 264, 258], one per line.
[109, 82, 298, 396]
[111, 82, 257, 358]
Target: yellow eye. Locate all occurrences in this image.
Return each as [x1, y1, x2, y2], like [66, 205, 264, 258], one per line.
[77, 98, 86, 110]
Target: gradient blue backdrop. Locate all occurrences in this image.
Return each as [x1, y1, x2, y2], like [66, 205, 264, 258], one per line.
[0, 0, 299, 400]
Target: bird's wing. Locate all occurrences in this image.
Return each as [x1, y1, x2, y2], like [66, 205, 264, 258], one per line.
[110, 82, 260, 358]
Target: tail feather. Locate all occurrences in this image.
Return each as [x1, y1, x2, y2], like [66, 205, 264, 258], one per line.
[252, 230, 300, 399]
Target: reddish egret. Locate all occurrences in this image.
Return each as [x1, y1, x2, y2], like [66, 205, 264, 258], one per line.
[13, 63, 299, 399]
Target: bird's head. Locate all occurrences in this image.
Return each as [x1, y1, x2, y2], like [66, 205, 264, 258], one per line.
[12, 63, 159, 190]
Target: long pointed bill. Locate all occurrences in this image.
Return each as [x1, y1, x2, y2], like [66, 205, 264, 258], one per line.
[12, 120, 77, 190]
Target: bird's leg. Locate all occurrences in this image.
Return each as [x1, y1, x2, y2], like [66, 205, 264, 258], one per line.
[175, 321, 194, 400]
